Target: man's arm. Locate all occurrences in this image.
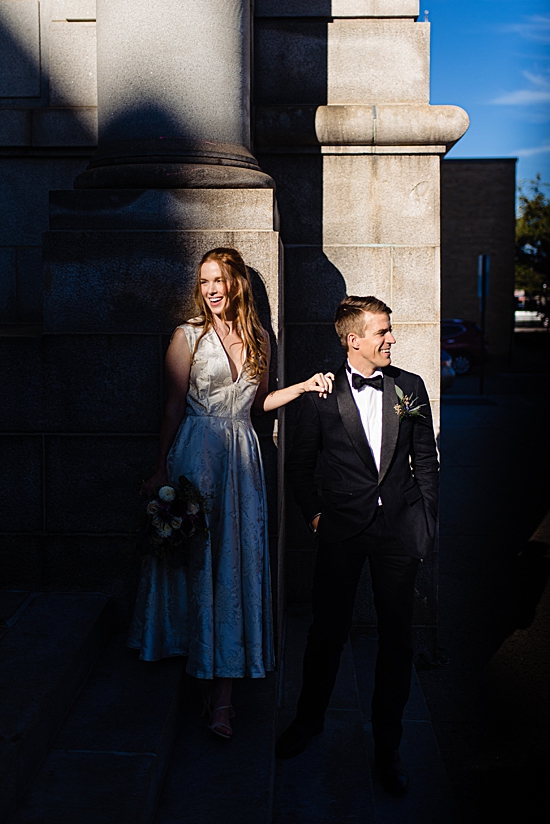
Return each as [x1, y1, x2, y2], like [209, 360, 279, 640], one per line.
[410, 376, 439, 520]
[285, 393, 324, 528]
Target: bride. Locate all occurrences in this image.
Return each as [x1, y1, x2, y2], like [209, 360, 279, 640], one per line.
[128, 247, 333, 739]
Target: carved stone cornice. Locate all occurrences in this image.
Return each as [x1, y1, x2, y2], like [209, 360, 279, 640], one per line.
[255, 104, 469, 154]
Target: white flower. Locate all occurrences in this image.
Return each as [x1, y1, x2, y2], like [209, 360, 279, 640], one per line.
[159, 486, 176, 502]
[187, 502, 200, 515]
[156, 521, 172, 538]
[171, 516, 183, 530]
[147, 501, 160, 515]
[151, 515, 161, 527]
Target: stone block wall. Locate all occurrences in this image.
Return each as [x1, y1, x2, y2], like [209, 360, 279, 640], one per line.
[0, 0, 97, 325]
[0, 188, 281, 622]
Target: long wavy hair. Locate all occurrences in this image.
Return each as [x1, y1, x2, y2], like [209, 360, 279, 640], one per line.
[188, 248, 268, 382]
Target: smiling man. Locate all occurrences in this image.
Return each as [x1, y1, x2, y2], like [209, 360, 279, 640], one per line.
[276, 296, 439, 796]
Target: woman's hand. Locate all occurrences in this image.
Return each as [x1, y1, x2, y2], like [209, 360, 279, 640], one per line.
[140, 467, 168, 499]
[301, 372, 335, 398]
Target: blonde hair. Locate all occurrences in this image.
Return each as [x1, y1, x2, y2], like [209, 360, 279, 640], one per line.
[334, 295, 392, 350]
[189, 248, 268, 381]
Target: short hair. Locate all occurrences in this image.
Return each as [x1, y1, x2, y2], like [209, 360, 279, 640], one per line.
[334, 295, 392, 350]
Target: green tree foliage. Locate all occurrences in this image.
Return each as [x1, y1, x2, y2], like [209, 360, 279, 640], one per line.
[515, 175, 550, 295]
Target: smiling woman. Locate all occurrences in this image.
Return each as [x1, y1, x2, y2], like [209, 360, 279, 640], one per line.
[128, 247, 333, 741]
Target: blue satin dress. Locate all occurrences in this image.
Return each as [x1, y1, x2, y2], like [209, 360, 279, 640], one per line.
[128, 322, 275, 679]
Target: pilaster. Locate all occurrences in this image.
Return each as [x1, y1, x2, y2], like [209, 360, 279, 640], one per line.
[255, 0, 469, 657]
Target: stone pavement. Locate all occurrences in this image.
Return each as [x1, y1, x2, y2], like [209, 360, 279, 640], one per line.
[2, 335, 547, 823]
[273, 609, 459, 824]
[0, 597, 457, 824]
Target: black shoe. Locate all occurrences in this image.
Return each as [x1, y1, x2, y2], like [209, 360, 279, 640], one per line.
[375, 749, 409, 795]
[275, 717, 324, 758]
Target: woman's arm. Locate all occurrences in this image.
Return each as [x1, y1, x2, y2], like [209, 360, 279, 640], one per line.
[252, 333, 334, 415]
[141, 327, 191, 496]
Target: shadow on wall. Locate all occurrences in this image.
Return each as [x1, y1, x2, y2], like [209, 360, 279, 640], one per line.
[0, 10, 97, 324]
[253, 12, 348, 610]
[0, 5, 44, 100]
[253, 11, 348, 387]
[0, 5, 283, 625]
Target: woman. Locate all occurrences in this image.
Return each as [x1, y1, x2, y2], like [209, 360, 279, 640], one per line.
[128, 247, 333, 739]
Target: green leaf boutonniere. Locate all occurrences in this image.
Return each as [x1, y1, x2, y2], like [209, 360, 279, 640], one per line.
[394, 385, 426, 420]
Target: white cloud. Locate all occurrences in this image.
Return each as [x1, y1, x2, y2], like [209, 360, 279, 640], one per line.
[493, 89, 550, 105]
[515, 143, 550, 158]
[492, 70, 550, 106]
[504, 15, 550, 44]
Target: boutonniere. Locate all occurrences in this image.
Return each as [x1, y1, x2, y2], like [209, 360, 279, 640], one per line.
[394, 385, 426, 420]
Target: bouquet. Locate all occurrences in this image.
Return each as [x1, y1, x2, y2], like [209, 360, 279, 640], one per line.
[136, 476, 209, 566]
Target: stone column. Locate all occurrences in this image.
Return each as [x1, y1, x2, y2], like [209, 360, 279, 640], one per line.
[42, 1, 282, 624]
[76, 0, 272, 189]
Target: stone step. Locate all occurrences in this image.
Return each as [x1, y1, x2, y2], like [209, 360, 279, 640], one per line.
[273, 607, 376, 823]
[154, 670, 278, 824]
[12, 633, 187, 824]
[0, 590, 115, 823]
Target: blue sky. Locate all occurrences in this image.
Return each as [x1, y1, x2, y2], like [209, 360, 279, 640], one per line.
[428, 0, 550, 186]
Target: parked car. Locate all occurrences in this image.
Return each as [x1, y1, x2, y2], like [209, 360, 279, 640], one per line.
[440, 318, 488, 375]
[514, 310, 549, 328]
[441, 349, 455, 391]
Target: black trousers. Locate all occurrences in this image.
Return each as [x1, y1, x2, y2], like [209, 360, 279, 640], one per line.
[296, 506, 420, 753]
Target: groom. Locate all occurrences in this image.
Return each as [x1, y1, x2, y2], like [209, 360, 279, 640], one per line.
[276, 296, 439, 795]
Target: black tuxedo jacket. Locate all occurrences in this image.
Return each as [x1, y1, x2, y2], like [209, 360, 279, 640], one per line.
[286, 363, 439, 559]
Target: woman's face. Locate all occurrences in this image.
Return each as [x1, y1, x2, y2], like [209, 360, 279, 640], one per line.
[200, 260, 233, 317]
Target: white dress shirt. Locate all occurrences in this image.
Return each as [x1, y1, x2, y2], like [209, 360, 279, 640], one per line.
[311, 362, 384, 531]
[347, 362, 383, 505]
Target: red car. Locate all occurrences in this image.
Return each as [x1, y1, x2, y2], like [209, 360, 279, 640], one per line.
[440, 319, 488, 375]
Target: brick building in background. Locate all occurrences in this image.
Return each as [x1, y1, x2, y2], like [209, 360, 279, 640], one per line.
[441, 158, 517, 364]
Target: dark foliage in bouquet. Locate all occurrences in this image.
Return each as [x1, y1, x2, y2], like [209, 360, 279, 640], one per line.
[136, 476, 209, 566]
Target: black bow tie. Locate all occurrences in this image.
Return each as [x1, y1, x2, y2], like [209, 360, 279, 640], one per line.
[351, 373, 383, 391]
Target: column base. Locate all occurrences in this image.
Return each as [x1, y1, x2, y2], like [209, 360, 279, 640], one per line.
[75, 163, 275, 190]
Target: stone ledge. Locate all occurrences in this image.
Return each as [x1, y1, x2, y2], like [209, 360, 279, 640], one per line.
[256, 0, 420, 17]
[0, 110, 31, 146]
[50, 188, 278, 231]
[32, 108, 98, 147]
[51, 1, 96, 22]
[256, 104, 469, 151]
[332, 0, 420, 16]
[321, 144, 449, 154]
[317, 104, 470, 149]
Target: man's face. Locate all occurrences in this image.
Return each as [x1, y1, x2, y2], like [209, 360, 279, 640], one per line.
[349, 311, 396, 374]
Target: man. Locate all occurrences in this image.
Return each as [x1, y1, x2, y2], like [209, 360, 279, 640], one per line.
[276, 296, 439, 795]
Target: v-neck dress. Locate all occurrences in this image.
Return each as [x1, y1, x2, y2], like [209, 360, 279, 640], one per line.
[128, 322, 274, 678]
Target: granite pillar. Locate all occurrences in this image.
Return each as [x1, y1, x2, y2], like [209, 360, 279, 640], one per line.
[75, 0, 272, 189]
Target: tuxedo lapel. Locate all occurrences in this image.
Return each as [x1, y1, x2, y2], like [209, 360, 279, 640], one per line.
[335, 365, 378, 476]
[379, 372, 399, 483]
